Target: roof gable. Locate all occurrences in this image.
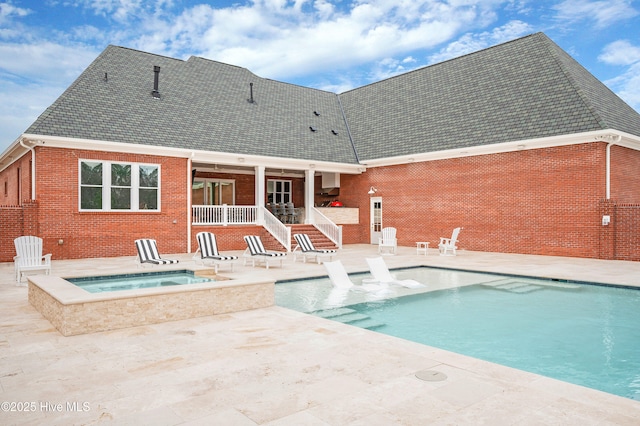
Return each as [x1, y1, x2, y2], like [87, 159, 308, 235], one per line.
[340, 33, 640, 161]
[26, 46, 359, 164]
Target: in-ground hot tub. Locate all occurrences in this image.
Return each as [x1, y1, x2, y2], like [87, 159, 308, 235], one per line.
[28, 269, 274, 336]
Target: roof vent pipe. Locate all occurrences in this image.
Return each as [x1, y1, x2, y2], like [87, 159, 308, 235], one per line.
[152, 66, 161, 98]
[249, 82, 254, 103]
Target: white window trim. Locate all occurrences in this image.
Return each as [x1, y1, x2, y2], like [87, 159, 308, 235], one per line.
[267, 178, 292, 204]
[79, 160, 161, 212]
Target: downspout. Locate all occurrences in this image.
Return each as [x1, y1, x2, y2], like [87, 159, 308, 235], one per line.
[187, 153, 194, 253]
[605, 134, 622, 200]
[19, 138, 36, 200]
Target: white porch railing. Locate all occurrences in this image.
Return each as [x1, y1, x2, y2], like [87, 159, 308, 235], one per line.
[192, 205, 257, 225]
[262, 206, 291, 252]
[312, 207, 343, 248]
[192, 205, 338, 253]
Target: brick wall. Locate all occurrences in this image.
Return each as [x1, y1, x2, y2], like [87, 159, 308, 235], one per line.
[32, 147, 189, 259]
[0, 153, 32, 205]
[339, 143, 615, 258]
[0, 205, 24, 262]
[611, 145, 640, 203]
[612, 204, 640, 261]
[2, 142, 638, 262]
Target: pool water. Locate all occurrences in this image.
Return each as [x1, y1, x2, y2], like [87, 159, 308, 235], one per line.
[69, 270, 213, 293]
[275, 267, 640, 400]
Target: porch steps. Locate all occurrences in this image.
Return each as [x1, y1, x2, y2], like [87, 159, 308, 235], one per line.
[311, 307, 386, 330]
[289, 224, 338, 250]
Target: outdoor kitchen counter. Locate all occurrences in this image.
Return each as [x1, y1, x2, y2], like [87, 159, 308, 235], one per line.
[316, 207, 359, 224]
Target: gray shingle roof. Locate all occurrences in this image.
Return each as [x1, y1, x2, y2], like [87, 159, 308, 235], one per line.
[340, 32, 640, 161]
[25, 33, 640, 165]
[26, 46, 358, 164]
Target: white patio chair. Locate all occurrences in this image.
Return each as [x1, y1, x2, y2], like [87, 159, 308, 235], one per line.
[193, 232, 238, 273]
[439, 227, 462, 256]
[378, 227, 397, 255]
[135, 239, 179, 266]
[243, 235, 286, 269]
[14, 236, 52, 282]
[292, 233, 336, 264]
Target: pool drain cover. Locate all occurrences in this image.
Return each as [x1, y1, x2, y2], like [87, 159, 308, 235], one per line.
[415, 370, 447, 382]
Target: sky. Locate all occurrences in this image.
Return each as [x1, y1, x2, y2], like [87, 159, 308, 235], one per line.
[1, 0, 639, 154]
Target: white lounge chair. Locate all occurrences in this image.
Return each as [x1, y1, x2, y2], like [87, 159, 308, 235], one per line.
[14, 236, 52, 283]
[293, 233, 337, 264]
[243, 235, 286, 269]
[193, 232, 238, 273]
[323, 260, 356, 290]
[323, 260, 390, 293]
[135, 239, 179, 266]
[366, 256, 425, 288]
[439, 227, 461, 256]
[378, 227, 397, 255]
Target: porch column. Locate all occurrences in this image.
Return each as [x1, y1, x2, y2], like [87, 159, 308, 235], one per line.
[305, 169, 315, 224]
[255, 165, 265, 224]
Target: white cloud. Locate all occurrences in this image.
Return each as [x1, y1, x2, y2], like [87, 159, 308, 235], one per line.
[553, 0, 639, 29]
[0, 41, 98, 81]
[137, 0, 502, 83]
[0, 1, 30, 24]
[0, 41, 99, 152]
[598, 40, 640, 66]
[427, 20, 532, 64]
[600, 40, 640, 111]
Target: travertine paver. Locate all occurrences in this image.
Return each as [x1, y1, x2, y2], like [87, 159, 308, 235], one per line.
[1, 245, 640, 425]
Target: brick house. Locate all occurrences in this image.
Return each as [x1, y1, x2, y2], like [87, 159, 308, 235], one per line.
[1, 32, 639, 262]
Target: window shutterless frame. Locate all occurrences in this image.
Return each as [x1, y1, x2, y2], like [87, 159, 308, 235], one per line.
[79, 160, 160, 212]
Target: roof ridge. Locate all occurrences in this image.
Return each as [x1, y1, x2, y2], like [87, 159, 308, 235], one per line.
[108, 44, 186, 63]
[341, 32, 543, 95]
[536, 34, 608, 129]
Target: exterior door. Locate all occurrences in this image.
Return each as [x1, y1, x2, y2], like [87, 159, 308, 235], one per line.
[370, 196, 382, 244]
[192, 179, 235, 205]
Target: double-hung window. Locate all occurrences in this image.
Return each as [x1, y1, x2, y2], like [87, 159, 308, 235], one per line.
[80, 160, 160, 211]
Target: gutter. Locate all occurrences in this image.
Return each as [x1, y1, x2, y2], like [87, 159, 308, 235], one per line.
[19, 138, 36, 200]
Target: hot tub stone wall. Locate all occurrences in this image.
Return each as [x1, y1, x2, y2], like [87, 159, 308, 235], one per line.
[28, 279, 275, 336]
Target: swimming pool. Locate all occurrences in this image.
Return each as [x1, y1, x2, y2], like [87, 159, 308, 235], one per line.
[69, 270, 213, 293]
[275, 267, 640, 401]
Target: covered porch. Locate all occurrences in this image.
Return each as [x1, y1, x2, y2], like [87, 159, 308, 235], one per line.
[189, 156, 364, 252]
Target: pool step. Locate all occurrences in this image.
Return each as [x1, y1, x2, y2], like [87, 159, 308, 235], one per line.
[348, 318, 387, 330]
[313, 307, 357, 318]
[481, 279, 543, 293]
[312, 308, 386, 330]
[482, 278, 582, 293]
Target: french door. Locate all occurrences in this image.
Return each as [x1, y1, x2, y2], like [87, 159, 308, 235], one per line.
[370, 196, 382, 244]
[192, 179, 235, 205]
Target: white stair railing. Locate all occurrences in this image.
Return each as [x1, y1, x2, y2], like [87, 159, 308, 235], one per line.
[311, 207, 342, 248]
[262, 206, 291, 252]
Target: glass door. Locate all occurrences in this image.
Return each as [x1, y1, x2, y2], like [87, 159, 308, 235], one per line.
[192, 179, 235, 205]
[370, 196, 382, 244]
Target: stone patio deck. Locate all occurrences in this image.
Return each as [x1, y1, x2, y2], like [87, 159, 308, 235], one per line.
[1, 245, 639, 425]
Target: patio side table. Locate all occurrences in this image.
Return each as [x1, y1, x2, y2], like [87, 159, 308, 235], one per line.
[416, 241, 429, 255]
